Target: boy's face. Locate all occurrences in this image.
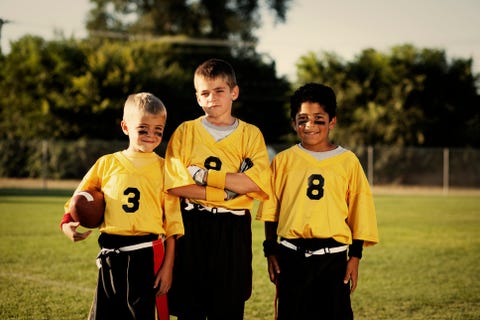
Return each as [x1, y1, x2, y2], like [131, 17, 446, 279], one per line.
[293, 102, 336, 152]
[194, 76, 239, 121]
[121, 111, 166, 153]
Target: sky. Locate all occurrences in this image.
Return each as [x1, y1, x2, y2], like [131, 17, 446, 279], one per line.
[1, 0, 480, 80]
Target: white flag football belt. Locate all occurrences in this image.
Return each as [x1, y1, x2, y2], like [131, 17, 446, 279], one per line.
[280, 239, 348, 257]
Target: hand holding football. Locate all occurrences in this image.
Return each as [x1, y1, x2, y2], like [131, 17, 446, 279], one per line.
[69, 190, 105, 228]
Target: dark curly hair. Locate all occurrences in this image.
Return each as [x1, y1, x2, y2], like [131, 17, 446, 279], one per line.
[290, 83, 337, 121]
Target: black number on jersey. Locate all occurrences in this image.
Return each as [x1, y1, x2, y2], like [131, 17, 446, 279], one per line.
[123, 187, 140, 213]
[204, 156, 222, 170]
[307, 174, 324, 200]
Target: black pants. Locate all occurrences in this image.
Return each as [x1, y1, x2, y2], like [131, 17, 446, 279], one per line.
[89, 234, 158, 320]
[168, 206, 252, 320]
[277, 242, 353, 320]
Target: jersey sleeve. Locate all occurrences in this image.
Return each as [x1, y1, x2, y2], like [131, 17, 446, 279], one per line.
[164, 122, 196, 191]
[63, 156, 104, 213]
[256, 156, 279, 222]
[346, 158, 379, 246]
[241, 125, 271, 201]
[162, 191, 184, 239]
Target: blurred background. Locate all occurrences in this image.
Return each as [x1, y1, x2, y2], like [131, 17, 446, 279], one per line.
[0, 0, 479, 190]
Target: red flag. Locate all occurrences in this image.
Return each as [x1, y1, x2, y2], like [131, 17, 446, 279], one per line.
[153, 239, 168, 320]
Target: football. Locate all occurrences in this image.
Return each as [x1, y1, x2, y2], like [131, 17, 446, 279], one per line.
[69, 190, 105, 228]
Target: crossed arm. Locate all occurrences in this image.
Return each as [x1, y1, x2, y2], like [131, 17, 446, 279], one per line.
[168, 169, 260, 200]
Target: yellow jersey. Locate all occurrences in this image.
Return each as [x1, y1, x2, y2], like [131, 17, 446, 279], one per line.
[164, 117, 271, 210]
[65, 151, 184, 238]
[257, 145, 378, 246]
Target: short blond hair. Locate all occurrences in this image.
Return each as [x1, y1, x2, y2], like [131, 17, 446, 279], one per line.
[123, 92, 166, 120]
[194, 58, 237, 90]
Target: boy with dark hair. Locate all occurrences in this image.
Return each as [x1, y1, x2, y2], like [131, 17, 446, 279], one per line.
[165, 58, 271, 319]
[257, 83, 379, 319]
[61, 92, 184, 320]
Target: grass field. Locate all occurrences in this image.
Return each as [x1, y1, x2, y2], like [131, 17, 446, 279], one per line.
[0, 187, 479, 319]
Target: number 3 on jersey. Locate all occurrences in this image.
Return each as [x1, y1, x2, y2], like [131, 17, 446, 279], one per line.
[123, 187, 140, 213]
[307, 174, 324, 200]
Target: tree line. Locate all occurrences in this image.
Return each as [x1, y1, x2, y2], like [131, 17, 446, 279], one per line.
[296, 47, 480, 147]
[0, 35, 291, 144]
[0, 0, 479, 148]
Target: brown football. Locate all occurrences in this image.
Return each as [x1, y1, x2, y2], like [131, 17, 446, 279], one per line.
[69, 190, 105, 228]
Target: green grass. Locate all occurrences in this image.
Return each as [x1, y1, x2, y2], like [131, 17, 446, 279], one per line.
[0, 189, 479, 319]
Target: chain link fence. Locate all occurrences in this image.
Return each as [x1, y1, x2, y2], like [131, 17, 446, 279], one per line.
[268, 144, 480, 190]
[1, 140, 479, 190]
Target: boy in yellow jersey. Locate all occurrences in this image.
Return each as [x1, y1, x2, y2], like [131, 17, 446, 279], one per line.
[60, 92, 184, 320]
[257, 83, 379, 320]
[164, 58, 271, 320]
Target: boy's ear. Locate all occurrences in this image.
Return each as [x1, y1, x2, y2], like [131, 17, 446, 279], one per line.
[329, 116, 337, 129]
[120, 120, 129, 135]
[195, 92, 203, 106]
[231, 85, 239, 101]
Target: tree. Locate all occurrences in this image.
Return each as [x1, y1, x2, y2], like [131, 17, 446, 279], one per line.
[0, 36, 291, 143]
[86, 0, 291, 42]
[0, 0, 295, 178]
[296, 44, 480, 148]
[0, 36, 87, 140]
[81, 0, 294, 142]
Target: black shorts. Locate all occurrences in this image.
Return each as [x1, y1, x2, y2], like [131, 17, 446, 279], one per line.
[168, 204, 252, 320]
[89, 233, 159, 320]
[277, 239, 353, 320]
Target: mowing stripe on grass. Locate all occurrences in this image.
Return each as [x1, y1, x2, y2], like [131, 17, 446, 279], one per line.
[0, 271, 94, 294]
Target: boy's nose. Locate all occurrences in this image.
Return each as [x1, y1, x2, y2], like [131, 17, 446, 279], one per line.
[141, 128, 156, 137]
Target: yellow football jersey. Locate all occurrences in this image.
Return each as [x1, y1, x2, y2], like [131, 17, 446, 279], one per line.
[65, 151, 184, 237]
[257, 145, 379, 246]
[164, 117, 271, 210]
